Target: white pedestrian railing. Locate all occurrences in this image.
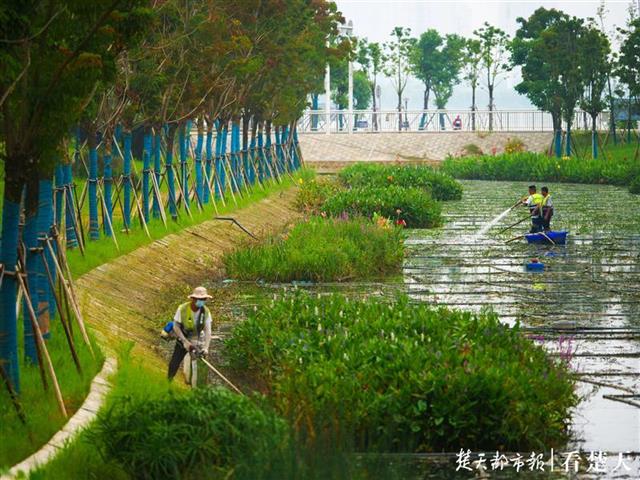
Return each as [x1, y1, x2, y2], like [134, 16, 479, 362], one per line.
[297, 109, 611, 134]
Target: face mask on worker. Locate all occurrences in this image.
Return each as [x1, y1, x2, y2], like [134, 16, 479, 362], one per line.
[195, 299, 206, 308]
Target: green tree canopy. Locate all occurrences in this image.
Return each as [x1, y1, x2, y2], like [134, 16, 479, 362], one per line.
[410, 30, 464, 110]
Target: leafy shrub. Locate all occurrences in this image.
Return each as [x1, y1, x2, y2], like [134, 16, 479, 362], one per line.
[461, 143, 483, 156]
[442, 152, 640, 186]
[630, 175, 640, 195]
[338, 163, 462, 201]
[226, 292, 577, 452]
[322, 185, 442, 228]
[504, 137, 525, 154]
[294, 177, 340, 214]
[224, 216, 404, 282]
[91, 387, 288, 480]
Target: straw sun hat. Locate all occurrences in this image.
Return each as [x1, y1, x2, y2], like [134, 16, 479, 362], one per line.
[188, 286, 213, 300]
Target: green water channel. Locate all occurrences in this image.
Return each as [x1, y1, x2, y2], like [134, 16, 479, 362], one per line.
[208, 180, 640, 478]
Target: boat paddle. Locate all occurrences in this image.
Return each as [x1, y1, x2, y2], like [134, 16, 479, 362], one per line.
[497, 216, 530, 235]
[505, 234, 525, 244]
[539, 231, 556, 246]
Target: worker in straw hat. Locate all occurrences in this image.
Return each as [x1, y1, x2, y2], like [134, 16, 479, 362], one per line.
[166, 286, 213, 387]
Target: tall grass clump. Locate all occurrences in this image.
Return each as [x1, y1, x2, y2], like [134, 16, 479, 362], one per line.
[224, 216, 404, 282]
[226, 292, 578, 452]
[338, 163, 463, 201]
[90, 387, 288, 480]
[442, 152, 640, 186]
[630, 175, 640, 195]
[322, 185, 442, 229]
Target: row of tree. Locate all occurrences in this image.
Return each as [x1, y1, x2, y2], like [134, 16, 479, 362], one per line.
[331, 4, 640, 153]
[0, 1, 345, 392]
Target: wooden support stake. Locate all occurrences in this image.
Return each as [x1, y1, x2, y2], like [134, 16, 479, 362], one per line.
[201, 167, 220, 215]
[221, 154, 239, 206]
[97, 186, 120, 251]
[129, 179, 152, 239]
[171, 164, 193, 219]
[45, 235, 95, 357]
[150, 172, 168, 227]
[39, 248, 82, 374]
[17, 273, 68, 418]
[65, 186, 85, 256]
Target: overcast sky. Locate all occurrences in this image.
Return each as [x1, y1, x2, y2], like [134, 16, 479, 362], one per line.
[330, 0, 637, 110]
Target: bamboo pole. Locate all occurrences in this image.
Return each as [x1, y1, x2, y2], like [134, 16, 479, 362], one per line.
[110, 176, 130, 234]
[16, 250, 48, 390]
[39, 248, 82, 374]
[17, 273, 68, 418]
[97, 185, 120, 251]
[539, 231, 557, 246]
[497, 217, 530, 235]
[171, 164, 193, 219]
[73, 181, 88, 239]
[208, 162, 227, 208]
[201, 165, 220, 215]
[506, 235, 525, 244]
[65, 185, 86, 256]
[150, 172, 168, 227]
[129, 179, 152, 239]
[221, 154, 239, 206]
[45, 234, 95, 357]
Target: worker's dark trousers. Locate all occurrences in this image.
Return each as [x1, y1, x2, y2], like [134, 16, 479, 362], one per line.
[530, 216, 544, 233]
[168, 341, 188, 380]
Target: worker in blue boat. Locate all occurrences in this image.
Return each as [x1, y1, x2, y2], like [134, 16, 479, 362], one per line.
[541, 186, 553, 231]
[521, 185, 544, 233]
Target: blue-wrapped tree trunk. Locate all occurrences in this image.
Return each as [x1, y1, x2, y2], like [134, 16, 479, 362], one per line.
[195, 117, 204, 206]
[265, 121, 273, 179]
[36, 177, 54, 335]
[179, 123, 189, 210]
[123, 130, 132, 229]
[249, 120, 257, 185]
[142, 127, 152, 221]
[103, 141, 113, 237]
[274, 126, 283, 174]
[54, 165, 64, 228]
[0, 185, 22, 391]
[22, 180, 40, 364]
[231, 120, 241, 190]
[88, 130, 100, 240]
[214, 121, 223, 199]
[242, 115, 253, 186]
[166, 125, 178, 220]
[204, 123, 213, 204]
[152, 129, 162, 219]
[257, 122, 265, 182]
[220, 122, 232, 195]
[63, 164, 78, 248]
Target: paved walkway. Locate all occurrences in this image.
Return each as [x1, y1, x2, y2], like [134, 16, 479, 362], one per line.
[299, 132, 552, 172]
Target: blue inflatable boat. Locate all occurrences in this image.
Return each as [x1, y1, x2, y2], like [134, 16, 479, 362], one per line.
[525, 231, 568, 245]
